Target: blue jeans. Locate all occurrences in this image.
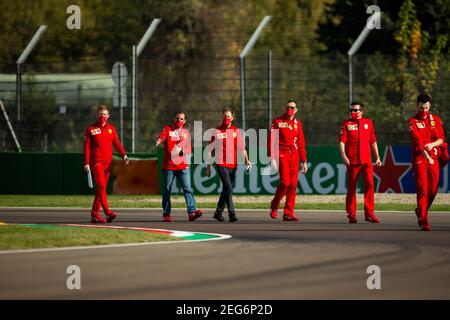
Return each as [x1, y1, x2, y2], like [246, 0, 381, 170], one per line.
[162, 169, 197, 215]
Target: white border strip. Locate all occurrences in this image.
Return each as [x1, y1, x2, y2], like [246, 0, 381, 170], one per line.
[60, 224, 196, 237]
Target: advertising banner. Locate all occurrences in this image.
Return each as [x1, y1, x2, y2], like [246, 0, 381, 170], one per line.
[158, 145, 450, 195]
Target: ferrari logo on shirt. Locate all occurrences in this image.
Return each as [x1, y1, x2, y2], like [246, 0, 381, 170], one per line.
[364, 124, 368, 130]
[431, 121, 435, 127]
[294, 124, 298, 129]
[347, 124, 358, 131]
[217, 132, 227, 139]
[91, 128, 101, 135]
[232, 132, 237, 138]
[416, 122, 425, 129]
[108, 129, 112, 135]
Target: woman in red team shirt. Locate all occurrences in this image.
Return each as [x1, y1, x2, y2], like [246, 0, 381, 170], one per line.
[84, 105, 129, 223]
[206, 108, 251, 222]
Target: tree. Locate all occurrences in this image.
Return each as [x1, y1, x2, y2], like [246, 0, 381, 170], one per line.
[394, 0, 448, 117]
[316, 0, 401, 55]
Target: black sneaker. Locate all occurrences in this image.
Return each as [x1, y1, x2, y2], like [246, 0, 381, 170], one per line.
[229, 215, 238, 223]
[213, 213, 224, 222]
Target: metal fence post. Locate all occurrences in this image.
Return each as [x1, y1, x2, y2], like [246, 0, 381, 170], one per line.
[131, 18, 161, 153]
[239, 57, 246, 131]
[268, 50, 273, 127]
[239, 16, 271, 132]
[347, 13, 378, 106]
[16, 25, 47, 122]
[132, 45, 137, 153]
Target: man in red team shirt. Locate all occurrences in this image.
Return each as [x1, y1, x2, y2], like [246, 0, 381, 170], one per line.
[338, 102, 381, 224]
[156, 111, 203, 222]
[408, 94, 446, 231]
[84, 105, 129, 223]
[205, 108, 251, 222]
[269, 100, 308, 222]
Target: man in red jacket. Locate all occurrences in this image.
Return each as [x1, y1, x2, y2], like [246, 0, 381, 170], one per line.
[205, 108, 251, 222]
[269, 100, 308, 222]
[408, 94, 445, 231]
[84, 105, 129, 223]
[156, 111, 203, 222]
[338, 102, 381, 224]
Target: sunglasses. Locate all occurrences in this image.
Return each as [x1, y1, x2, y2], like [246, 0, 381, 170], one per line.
[350, 109, 361, 112]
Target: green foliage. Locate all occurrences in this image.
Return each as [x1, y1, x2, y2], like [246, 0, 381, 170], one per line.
[0, 0, 448, 151]
[317, 0, 401, 55]
[317, 0, 449, 55]
[395, 0, 419, 55]
[0, 194, 449, 211]
[393, 0, 448, 116]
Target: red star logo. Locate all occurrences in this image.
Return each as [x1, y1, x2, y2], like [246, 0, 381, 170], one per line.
[373, 146, 411, 193]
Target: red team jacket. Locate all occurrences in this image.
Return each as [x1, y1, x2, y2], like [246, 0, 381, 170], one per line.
[84, 122, 126, 165]
[209, 125, 245, 169]
[408, 113, 445, 163]
[158, 125, 191, 171]
[339, 118, 376, 165]
[269, 116, 307, 161]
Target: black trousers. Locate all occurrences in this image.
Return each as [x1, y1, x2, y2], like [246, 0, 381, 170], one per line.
[216, 165, 237, 216]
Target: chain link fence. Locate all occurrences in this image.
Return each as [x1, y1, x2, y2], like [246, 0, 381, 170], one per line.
[0, 54, 449, 152]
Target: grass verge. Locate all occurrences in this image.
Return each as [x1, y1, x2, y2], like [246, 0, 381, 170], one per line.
[0, 224, 178, 250]
[0, 195, 449, 211]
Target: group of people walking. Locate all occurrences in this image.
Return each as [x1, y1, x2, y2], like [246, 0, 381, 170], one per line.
[83, 93, 448, 231]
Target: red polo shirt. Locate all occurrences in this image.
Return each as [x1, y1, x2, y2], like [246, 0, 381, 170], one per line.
[208, 125, 245, 169]
[84, 122, 126, 165]
[339, 117, 376, 165]
[158, 125, 191, 171]
[269, 115, 307, 162]
[408, 113, 445, 163]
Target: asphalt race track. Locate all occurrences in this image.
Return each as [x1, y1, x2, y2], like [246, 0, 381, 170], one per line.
[1, 208, 449, 299]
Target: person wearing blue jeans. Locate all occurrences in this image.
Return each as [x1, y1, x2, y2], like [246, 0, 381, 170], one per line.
[162, 169, 198, 217]
[156, 112, 203, 222]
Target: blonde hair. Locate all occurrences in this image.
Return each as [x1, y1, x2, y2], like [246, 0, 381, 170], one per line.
[97, 105, 109, 114]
